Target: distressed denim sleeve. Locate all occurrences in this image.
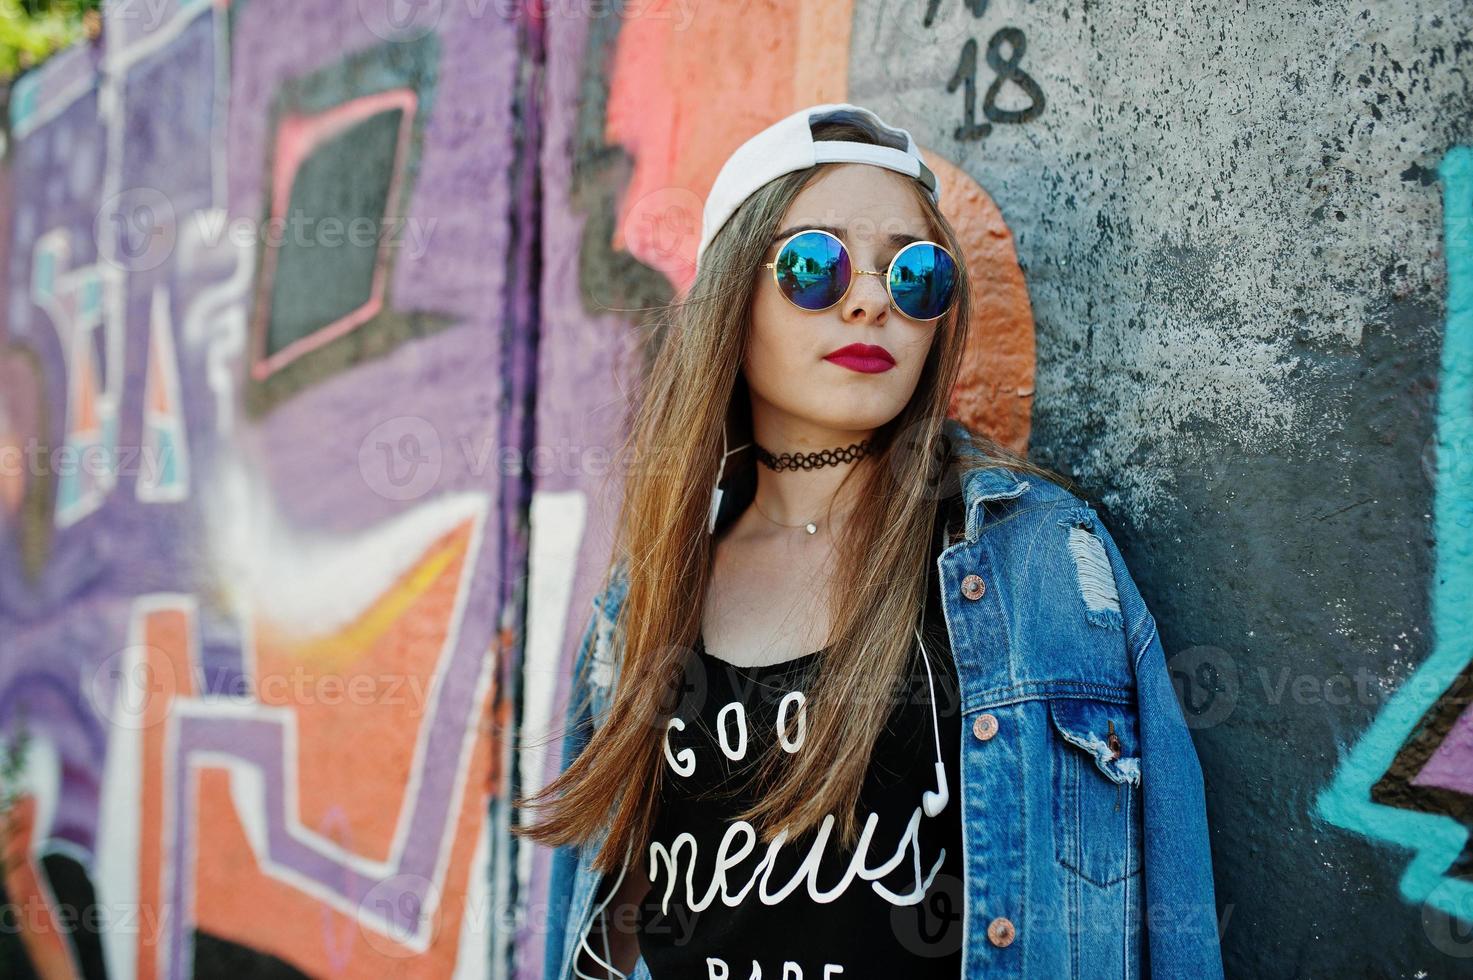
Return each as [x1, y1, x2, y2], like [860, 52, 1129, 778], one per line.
[542, 595, 601, 980]
[1093, 516, 1226, 978]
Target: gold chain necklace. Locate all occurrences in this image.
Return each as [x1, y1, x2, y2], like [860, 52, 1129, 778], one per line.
[749, 495, 862, 536]
[750, 496, 821, 535]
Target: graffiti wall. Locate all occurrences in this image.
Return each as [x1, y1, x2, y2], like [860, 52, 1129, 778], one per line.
[1, 0, 528, 976]
[1, 0, 1471, 977]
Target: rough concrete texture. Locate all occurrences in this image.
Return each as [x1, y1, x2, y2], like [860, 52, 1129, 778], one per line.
[853, 1, 1468, 515]
[847, 2, 1473, 977]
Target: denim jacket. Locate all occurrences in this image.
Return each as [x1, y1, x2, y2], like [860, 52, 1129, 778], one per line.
[542, 419, 1225, 979]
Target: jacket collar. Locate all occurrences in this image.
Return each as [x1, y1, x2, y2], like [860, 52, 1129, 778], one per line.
[943, 418, 1033, 543]
[959, 466, 1032, 542]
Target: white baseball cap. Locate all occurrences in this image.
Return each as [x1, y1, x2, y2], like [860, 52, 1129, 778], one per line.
[694, 102, 940, 273]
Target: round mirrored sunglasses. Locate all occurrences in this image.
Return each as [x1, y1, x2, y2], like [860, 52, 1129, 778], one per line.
[761, 228, 959, 322]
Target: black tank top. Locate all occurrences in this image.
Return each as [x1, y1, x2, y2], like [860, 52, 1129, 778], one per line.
[635, 498, 964, 977]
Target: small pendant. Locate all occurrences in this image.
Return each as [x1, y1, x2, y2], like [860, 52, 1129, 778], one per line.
[804, 522, 817, 535]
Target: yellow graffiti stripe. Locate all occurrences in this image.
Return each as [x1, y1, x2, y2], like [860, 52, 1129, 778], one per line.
[270, 534, 466, 673]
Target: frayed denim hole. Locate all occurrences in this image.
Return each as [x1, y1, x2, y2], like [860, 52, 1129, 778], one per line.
[1062, 520, 1124, 628]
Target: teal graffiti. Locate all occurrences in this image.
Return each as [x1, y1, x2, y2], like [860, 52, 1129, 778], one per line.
[1314, 145, 1473, 920]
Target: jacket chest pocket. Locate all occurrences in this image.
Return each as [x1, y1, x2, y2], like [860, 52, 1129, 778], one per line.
[1047, 696, 1144, 888]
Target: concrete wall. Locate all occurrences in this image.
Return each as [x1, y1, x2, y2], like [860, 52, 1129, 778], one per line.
[0, 0, 1469, 977]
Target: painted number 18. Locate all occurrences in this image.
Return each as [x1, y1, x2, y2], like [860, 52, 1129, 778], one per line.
[932, 3, 1047, 143]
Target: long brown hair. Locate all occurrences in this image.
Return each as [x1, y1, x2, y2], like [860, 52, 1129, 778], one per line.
[514, 113, 1058, 873]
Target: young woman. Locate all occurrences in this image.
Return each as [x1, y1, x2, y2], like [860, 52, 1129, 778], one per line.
[515, 103, 1224, 979]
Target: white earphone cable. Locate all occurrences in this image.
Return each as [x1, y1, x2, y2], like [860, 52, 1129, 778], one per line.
[708, 423, 752, 534]
[574, 843, 633, 980]
[915, 626, 950, 818]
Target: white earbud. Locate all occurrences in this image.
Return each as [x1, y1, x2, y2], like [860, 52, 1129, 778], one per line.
[708, 423, 751, 534]
[916, 627, 950, 818]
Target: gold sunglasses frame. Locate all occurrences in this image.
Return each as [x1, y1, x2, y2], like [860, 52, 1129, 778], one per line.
[761, 228, 959, 322]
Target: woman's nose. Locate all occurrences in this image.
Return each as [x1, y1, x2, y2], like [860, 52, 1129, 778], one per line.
[842, 269, 890, 323]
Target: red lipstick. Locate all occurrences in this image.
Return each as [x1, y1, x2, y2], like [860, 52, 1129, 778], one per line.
[823, 343, 896, 374]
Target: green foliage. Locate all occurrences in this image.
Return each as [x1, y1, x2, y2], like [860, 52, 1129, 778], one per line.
[0, 0, 103, 83]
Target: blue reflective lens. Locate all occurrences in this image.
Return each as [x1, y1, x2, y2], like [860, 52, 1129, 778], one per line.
[888, 242, 958, 321]
[773, 231, 852, 310]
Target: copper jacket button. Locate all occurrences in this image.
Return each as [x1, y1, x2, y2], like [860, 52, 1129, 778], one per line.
[973, 712, 999, 741]
[961, 573, 986, 600]
[987, 916, 1016, 947]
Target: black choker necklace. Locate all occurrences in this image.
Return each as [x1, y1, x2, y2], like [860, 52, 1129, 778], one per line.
[752, 438, 873, 472]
